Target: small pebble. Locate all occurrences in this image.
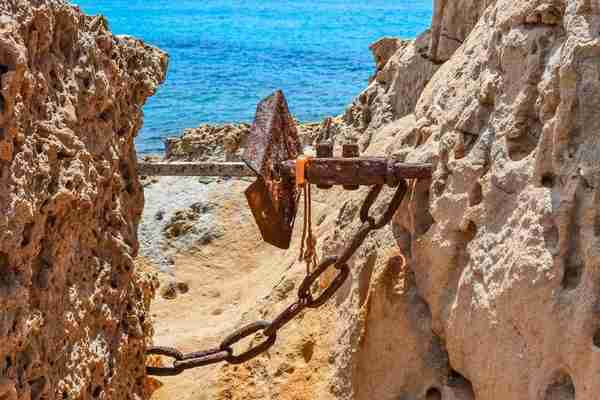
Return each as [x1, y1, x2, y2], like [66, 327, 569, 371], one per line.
[176, 281, 189, 294]
[160, 282, 178, 300]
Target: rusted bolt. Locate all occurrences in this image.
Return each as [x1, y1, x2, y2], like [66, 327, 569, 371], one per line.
[342, 143, 359, 191]
[316, 142, 333, 190]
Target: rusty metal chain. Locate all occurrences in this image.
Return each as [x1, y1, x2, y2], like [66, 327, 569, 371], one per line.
[146, 179, 408, 376]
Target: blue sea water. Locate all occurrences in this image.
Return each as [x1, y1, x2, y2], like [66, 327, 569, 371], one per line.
[73, 1, 433, 154]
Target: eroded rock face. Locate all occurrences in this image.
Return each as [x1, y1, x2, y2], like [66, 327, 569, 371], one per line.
[343, 31, 440, 150]
[164, 123, 250, 161]
[163, 120, 339, 162]
[214, 0, 600, 399]
[408, 0, 600, 397]
[0, 1, 166, 399]
[429, 0, 494, 62]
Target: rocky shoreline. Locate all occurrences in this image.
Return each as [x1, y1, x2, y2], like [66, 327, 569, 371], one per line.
[158, 118, 344, 162]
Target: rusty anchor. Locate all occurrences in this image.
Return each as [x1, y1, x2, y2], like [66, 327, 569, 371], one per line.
[138, 90, 432, 250]
[242, 90, 302, 249]
[142, 90, 433, 375]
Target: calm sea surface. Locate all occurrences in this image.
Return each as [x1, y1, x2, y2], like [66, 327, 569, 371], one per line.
[74, 0, 432, 154]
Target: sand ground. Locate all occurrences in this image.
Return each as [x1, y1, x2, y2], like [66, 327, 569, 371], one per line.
[143, 179, 329, 399]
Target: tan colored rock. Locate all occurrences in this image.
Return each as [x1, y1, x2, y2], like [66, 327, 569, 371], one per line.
[164, 123, 251, 161]
[0, 1, 166, 399]
[303, 116, 347, 147]
[0, 378, 17, 400]
[160, 282, 178, 300]
[429, 0, 493, 62]
[406, 0, 600, 398]
[369, 37, 404, 71]
[164, 121, 325, 161]
[343, 31, 439, 150]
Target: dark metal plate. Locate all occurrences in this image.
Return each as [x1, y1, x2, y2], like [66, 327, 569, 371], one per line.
[242, 91, 302, 249]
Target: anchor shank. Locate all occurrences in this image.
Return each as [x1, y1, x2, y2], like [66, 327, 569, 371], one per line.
[139, 159, 432, 186]
[279, 158, 433, 186]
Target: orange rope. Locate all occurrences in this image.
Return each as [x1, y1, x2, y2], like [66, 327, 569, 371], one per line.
[297, 156, 318, 275]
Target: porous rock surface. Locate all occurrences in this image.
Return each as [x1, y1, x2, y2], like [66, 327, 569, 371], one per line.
[211, 0, 600, 399]
[0, 1, 166, 399]
[163, 120, 337, 162]
[428, 0, 493, 62]
[164, 123, 250, 161]
[343, 31, 439, 150]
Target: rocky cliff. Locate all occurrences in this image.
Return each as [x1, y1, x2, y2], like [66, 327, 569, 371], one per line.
[0, 1, 166, 399]
[162, 120, 337, 162]
[208, 0, 600, 399]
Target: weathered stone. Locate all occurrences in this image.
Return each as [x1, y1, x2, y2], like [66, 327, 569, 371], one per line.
[0, 1, 166, 399]
[164, 121, 329, 161]
[343, 31, 440, 150]
[160, 282, 178, 300]
[429, 0, 493, 62]
[165, 123, 251, 162]
[176, 281, 189, 294]
[369, 37, 404, 71]
[407, 0, 600, 397]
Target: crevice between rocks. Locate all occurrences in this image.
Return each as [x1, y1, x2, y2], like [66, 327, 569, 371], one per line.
[541, 173, 556, 188]
[544, 371, 575, 400]
[593, 328, 600, 350]
[561, 260, 584, 290]
[426, 387, 442, 400]
[447, 368, 475, 399]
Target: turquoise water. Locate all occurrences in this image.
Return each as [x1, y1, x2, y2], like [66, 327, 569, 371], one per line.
[74, 1, 432, 154]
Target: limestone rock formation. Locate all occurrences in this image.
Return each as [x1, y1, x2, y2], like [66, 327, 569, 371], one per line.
[0, 1, 167, 399]
[164, 123, 250, 161]
[342, 0, 496, 150]
[343, 31, 439, 150]
[407, 0, 600, 397]
[163, 120, 333, 162]
[428, 0, 493, 62]
[211, 0, 600, 399]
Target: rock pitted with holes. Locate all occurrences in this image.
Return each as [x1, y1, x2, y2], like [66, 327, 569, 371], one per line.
[0, 1, 166, 399]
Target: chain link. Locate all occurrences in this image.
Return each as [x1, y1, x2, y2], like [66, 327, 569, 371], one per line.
[146, 346, 232, 376]
[220, 321, 277, 364]
[264, 298, 307, 337]
[360, 179, 408, 230]
[297, 257, 350, 308]
[146, 180, 408, 375]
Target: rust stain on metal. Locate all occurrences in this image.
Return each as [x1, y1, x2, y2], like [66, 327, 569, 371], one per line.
[342, 143, 360, 190]
[315, 142, 333, 189]
[242, 90, 302, 249]
[242, 90, 302, 176]
[280, 158, 433, 187]
[245, 177, 296, 249]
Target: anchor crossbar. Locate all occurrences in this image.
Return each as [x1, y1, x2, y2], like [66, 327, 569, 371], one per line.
[137, 159, 432, 186]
